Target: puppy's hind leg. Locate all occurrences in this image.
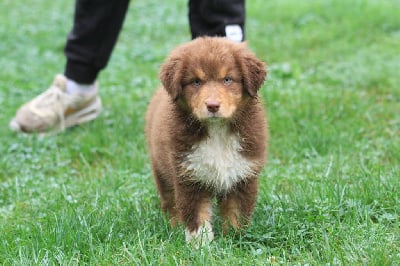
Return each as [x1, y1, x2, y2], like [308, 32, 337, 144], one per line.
[153, 169, 178, 226]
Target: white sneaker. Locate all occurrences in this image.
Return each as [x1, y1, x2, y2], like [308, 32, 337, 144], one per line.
[10, 74, 102, 134]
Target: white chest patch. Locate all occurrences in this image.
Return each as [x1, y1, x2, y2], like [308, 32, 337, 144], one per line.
[182, 122, 255, 192]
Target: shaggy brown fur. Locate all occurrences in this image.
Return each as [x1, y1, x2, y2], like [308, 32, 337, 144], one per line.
[145, 37, 268, 245]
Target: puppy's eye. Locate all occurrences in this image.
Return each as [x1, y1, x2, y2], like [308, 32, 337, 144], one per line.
[223, 77, 233, 85]
[191, 78, 202, 87]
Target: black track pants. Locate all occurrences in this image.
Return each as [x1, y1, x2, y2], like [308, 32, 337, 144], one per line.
[64, 0, 245, 83]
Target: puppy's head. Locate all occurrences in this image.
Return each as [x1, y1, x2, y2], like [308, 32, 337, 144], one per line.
[159, 37, 267, 121]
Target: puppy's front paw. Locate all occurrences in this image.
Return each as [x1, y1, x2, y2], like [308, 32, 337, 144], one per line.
[185, 221, 214, 248]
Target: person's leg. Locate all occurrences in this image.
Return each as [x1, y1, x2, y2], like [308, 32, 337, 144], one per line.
[65, 0, 130, 84]
[10, 0, 130, 134]
[188, 0, 245, 42]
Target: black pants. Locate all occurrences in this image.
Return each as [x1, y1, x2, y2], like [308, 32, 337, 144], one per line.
[64, 0, 245, 84]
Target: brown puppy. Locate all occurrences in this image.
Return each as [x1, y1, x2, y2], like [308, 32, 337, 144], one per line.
[145, 37, 267, 246]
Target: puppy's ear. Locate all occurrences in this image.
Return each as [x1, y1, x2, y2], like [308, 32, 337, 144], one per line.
[159, 57, 183, 101]
[238, 46, 267, 97]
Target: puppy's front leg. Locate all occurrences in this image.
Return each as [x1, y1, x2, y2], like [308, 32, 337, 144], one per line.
[175, 183, 214, 247]
[219, 178, 258, 234]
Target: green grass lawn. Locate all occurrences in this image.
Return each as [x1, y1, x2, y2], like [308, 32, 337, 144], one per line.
[1, 0, 399, 264]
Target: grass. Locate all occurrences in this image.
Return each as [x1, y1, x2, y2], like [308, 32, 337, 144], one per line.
[0, 0, 399, 264]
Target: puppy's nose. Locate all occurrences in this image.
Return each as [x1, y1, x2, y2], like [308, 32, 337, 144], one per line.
[205, 100, 221, 113]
